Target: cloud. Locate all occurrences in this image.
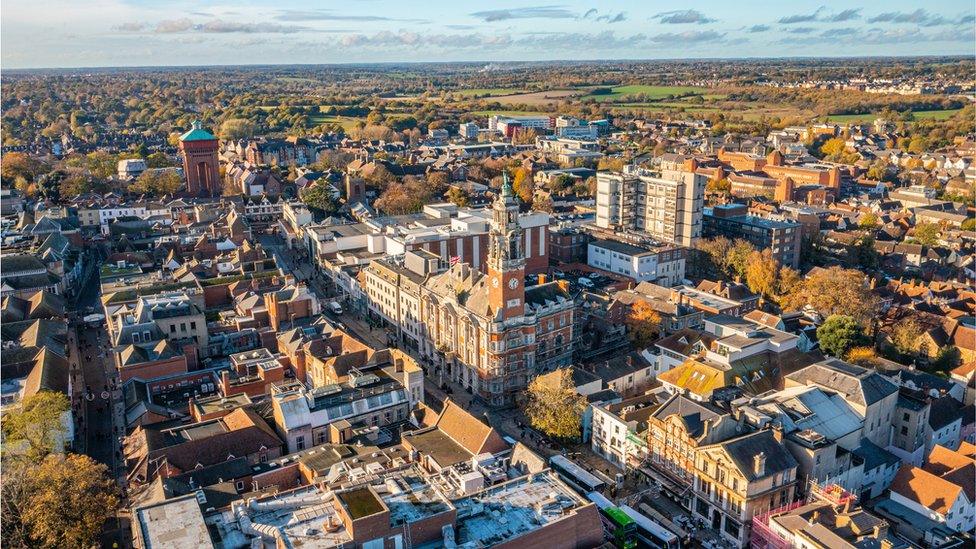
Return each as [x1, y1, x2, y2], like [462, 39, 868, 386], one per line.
[867, 9, 950, 26]
[596, 12, 627, 24]
[778, 7, 824, 24]
[825, 9, 861, 22]
[114, 22, 147, 32]
[514, 30, 646, 50]
[470, 6, 576, 22]
[960, 14, 976, 24]
[275, 10, 427, 23]
[747, 24, 771, 33]
[786, 25, 975, 45]
[582, 8, 598, 19]
[787, 27, 816, 34]
[155, 18, 195, 33]
[649, 30, 725, 43]
[152, 18, 310, 34]
[652, 10, 717, 24]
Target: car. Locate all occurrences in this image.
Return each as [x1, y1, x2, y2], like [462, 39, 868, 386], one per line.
[327, 301, 343, 315]
[551, 269, 565, 278]
[577, 277, 594, 288]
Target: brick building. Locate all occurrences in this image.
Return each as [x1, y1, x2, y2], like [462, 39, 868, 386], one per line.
[178, 121, 221, 197]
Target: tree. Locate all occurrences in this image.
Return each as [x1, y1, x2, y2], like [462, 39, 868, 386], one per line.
[19, 453, 119, 548]
[301, 182, 339, 214]
[130, 170, 181, 196]
[523, 368, 587, 441]
[745, 249, 780, 300]
[445, 186, 470, 208]
[706, 177, 731, 195]
[375, 181, 421, 215]
[58, 174, 94, 198]
[911, 222, 940, 247]
[546, 174, 575, 195]
[1, 391, 70, 463]
[962, 218, 976, 231]
[817, 315, 868, 358]
[0, 152, 46, 184]
[624, 301, 662, 349]
[84, 151, 118, 180]
[426, 171, 450, 195]
[597, 157, 625, 172]
[858, 213, 880, 229]
[693, 237, 733, 279]
[726, 239, 756, 281]
[146, 151, 173, 168]
[782, 266, 877, 323]
[819, 137, 846, 158]
[846, 346, 880, 368]
[511, 167, 533, 204]
[891, 317, 926, 357]
[220, 118, 256, 140]
[776, 267, 801, 301]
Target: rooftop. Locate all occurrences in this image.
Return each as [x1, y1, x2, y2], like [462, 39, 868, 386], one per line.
[135, 494, 214, 549]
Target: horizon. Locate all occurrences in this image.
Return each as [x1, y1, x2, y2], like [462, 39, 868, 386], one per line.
[2, 0, 974, 69]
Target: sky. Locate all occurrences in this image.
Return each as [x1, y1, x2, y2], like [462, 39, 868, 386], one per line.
[2, 1, 974, 69]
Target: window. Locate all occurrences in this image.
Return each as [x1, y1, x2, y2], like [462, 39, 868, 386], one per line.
[190, 321, 196, 330]
[296, 436, 305, 451]
[900, 426, 908, 436]
[903, 413, 910, 421]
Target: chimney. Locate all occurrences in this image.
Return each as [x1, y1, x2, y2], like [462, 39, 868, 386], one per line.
[771, 422, 783, 443]
[395, 358, 404, 373]
[754, 452, 766, 477]
[626, 355, 633, 367]
[538, 273, 547, 285]
[810, 510, 820, 524]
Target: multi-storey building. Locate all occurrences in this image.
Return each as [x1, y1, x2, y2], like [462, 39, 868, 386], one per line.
[587, 238, 686, 286]
[703, 203, 802, 269]
[595, 164, 705, 247]
[414, 178, 575, 407]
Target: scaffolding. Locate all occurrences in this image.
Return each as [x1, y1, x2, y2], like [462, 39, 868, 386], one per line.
[749, 482, 855, 549]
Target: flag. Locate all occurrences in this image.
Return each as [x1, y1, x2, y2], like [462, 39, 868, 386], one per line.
[449, 255, 460, 266]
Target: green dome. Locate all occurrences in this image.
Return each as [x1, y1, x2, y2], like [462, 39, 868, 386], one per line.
[179, 120, 217, 142]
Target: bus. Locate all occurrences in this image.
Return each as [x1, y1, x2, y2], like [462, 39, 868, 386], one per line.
[549, 455, 607, 494]
[618, 505, 680, 549]
[587, 492, 638, 549]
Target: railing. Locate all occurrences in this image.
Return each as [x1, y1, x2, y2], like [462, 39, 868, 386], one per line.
[750, 501, 805, 549]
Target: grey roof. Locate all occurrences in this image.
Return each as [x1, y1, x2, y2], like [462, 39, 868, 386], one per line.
[928, 397, 965, 431]
[853, 439, 901, 471]
[719, 429, 798, 482]
[651, 393, 724, 438]
[786, 358, 898, 407]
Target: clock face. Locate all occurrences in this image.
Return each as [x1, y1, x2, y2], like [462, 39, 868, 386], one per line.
[491, 277, 499, 288]
[508, 277, 519, 289]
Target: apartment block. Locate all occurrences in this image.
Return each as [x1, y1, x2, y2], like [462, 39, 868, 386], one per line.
[703, 204, 801, 269]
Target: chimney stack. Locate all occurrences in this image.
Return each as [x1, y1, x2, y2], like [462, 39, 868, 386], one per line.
[754, 452, 766, 477]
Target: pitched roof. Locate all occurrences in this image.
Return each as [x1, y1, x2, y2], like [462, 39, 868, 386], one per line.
[890, 466, 965, 515]
[715, 429, 798, 482]
[179, 121, 217, 142]
[434, 399, 509, 456]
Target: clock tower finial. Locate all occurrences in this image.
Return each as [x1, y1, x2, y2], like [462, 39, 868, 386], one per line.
[487, 174, 525, 319]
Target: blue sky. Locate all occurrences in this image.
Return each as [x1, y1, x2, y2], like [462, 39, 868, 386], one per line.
[2, 1, 974, 68]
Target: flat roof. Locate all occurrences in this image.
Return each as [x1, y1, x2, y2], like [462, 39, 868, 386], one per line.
[338, 487, 385, 519]
[135, 494, 213, 549]
[589, 239, 652, 257]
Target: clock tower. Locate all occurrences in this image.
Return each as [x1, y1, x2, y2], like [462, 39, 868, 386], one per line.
[487, 173, 526, 320]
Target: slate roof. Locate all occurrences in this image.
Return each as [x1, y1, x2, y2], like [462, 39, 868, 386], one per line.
[716, 429, 798, 482]
[785, 359, 897, 408]
[651, 393, 724, 439]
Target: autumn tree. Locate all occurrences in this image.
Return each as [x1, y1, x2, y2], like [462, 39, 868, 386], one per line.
[445, 186, 470, 207]
[625, 300, 663, 349]
[817, 315, 868, 358]
[706, 177, 731, 195]
[511, 167, 533, 204]
[846, 346, 880, 368]
[858, 213, 880, 229]
[745, 249, 781, 300]
[0, 152, 47, 185]
[532, 195, 554, 213]
[597, 157, 625, 171]
[726, 239, 756, 281]
[523, 368, 587, 441]
[782, 266, 877, 323]
[890, 317, 926, 357]
[18, 454, 119, 548]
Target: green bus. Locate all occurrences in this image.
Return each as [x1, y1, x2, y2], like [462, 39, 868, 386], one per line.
[588, 491, 638, 549]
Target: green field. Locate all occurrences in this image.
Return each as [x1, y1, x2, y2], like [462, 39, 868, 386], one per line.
[308, 115, 364, 130]
[468, 110, 552, 117]
[583, 85, 708, 101]
[454, 88, 524, 97]
[825, 109, 963, 123]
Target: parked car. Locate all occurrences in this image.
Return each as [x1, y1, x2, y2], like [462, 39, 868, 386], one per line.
[327, 301, 343, 315]
[578, 277, 594, 288]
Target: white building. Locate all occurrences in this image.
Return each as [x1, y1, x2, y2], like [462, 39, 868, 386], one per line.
[586, 239, 685, 286]
[595, 165, 705, 248]
[459, 122, 480, 140]
[590, 395, 658, 471]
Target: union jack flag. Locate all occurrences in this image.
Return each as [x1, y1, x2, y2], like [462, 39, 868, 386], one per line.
[449, 255, 460, 265]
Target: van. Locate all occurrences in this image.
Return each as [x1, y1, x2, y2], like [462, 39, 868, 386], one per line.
[577, 277, 594, 288]
[327, 301, 343, 315]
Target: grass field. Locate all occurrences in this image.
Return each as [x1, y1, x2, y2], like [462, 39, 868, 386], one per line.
[454, 88, 523, 97]
[583, 85, 707, 101]
[308, 115, 364, 130]
[825, 109, 963, 123]
[468, 110, 552, 117]
[491, 90, 581, 105]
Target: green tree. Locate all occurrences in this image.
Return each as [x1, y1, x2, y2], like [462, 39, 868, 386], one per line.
[130, 170, 182, 196]
[817, 315, 868, 358]
[523, 368, 587, 441]
[220, 118, 256, 140]
[911, 222, 941, 247]
[300, 182, 339, 214]
[1, 391, 70, 463]
[145, 151, 173, 168]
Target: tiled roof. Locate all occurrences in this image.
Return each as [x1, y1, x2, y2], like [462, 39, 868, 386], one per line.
[434, 399, 509, 456]
[890, 466, 964, 515]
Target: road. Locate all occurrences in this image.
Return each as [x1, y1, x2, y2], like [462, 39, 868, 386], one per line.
[71, 247, 129, 548]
